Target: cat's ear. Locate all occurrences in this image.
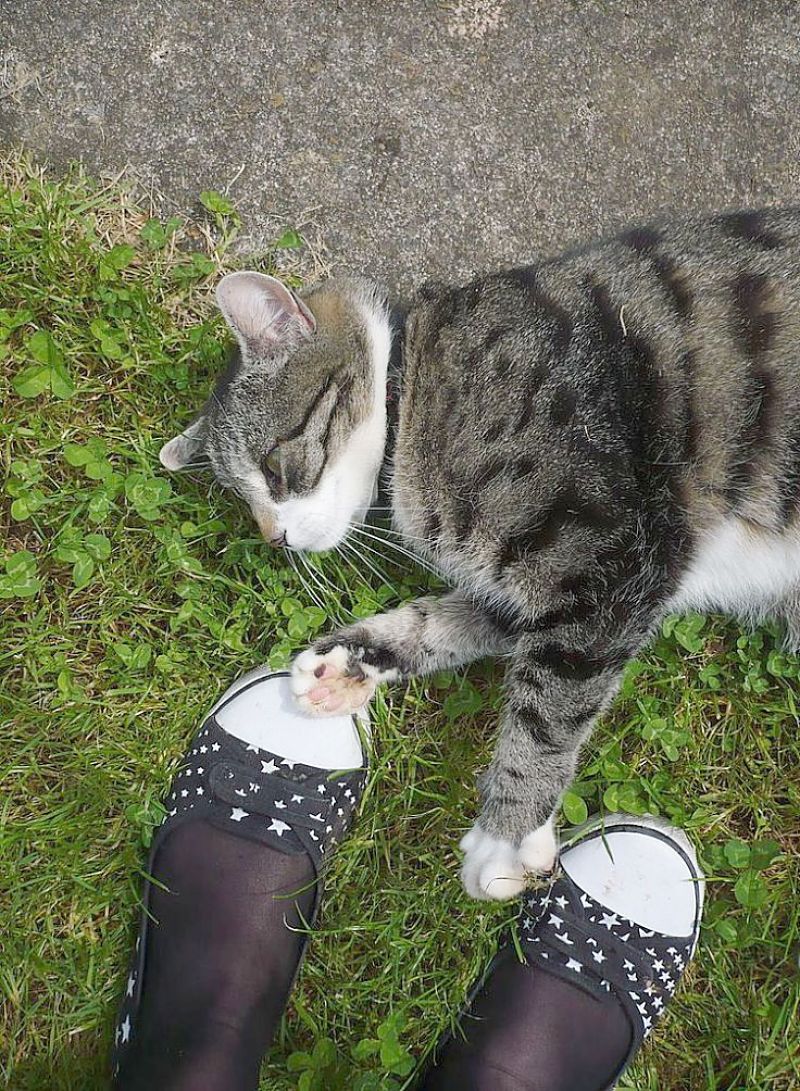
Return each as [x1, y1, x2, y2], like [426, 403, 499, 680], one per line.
[159, 413, 208, 472]
[216, 272, 315, 365]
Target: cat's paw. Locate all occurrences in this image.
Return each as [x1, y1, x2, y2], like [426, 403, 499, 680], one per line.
[291, 645, 378, 716]
[460, 819, 558, 901]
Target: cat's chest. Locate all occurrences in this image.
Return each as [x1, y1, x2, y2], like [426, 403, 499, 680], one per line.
[391, 474, 493, 595]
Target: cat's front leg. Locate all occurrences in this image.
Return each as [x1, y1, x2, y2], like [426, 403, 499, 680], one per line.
[291, 592, 514, 716]
[460, 630, 641, 900]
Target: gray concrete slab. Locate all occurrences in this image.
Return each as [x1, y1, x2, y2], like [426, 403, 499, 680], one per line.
[2, 0, 799, 295]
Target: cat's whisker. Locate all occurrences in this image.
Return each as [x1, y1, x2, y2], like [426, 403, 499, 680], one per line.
[295, 551, 334, 614]
[300, 553, 329, 592]
[334, 542, 374, 592]
[353, 515, 420, 539]
[349, 523, 440, 578]
[286, 548, 308, 595]
[340, 536, 394, 590]
[294, 552, 332, 616]
[346, 532, 434, 592]
[312, 557, 351, 618]
[353, 518, 433, 546]
[334, 542, 367, 589]
[344, 528, 395, 569]
[299, 550, 352, 624]
[287, 550, 325, 613]
[303, 549, 345, 599]
[335, 544, 388, 620]
[348, 528, 406, 568]
[320, 545, 371, 624]
[354, 541, 440, 582]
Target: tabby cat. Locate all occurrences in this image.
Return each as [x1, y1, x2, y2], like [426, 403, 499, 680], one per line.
[161, 209, 800, 900]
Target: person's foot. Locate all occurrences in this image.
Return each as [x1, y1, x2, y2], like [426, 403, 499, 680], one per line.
[419, 814, 704, 1091]
[112, 667, 368, 1091]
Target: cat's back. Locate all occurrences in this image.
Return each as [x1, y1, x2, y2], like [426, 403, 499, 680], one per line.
[395, 208, 800, 569]
[403, 206, 800, 406]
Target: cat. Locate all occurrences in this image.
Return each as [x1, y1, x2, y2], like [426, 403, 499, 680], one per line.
[160, 208, 800, 900]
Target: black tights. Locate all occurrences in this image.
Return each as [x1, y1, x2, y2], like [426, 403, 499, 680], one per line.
[419, 953, 632, 1090]
[117, 826, 631, 1091]
[116, 821, 316, 1091]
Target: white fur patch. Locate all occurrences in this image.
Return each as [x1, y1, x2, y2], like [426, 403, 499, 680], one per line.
[460, 816, 558, 901]
[671, 517, 800, 617]
[277, 292, 391, 552]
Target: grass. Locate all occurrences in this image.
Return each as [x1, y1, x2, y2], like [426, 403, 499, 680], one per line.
[1, 150, 798, 1091]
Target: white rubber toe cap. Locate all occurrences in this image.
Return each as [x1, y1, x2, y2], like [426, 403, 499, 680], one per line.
[560, 813, 704, 939]
[210, 668, 367, 770]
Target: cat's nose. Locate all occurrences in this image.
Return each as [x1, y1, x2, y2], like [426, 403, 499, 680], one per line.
[255, 513, 284, 546]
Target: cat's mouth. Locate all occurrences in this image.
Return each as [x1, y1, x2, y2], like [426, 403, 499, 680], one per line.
[259, 508, 356, 555]
[265, 464, 378, 552]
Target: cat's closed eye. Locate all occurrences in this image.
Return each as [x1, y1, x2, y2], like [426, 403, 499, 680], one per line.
[261, 447, 283, 486]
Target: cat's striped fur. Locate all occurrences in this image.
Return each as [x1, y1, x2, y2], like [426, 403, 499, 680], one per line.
[162, 208, 800, 899]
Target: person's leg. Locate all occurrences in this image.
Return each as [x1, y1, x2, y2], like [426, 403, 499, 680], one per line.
[114, 669, 368, 1091]
[118, 823, 316, 1091]
[419, 962, 632, 1091]
[419, 816, 704, 1091]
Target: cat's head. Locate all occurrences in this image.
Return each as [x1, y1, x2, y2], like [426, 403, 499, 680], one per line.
[160, 272, 391, 551]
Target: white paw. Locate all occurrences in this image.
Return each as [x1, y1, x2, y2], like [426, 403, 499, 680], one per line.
[290, 645, 377, 717]
[459, 818, 558, 901]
